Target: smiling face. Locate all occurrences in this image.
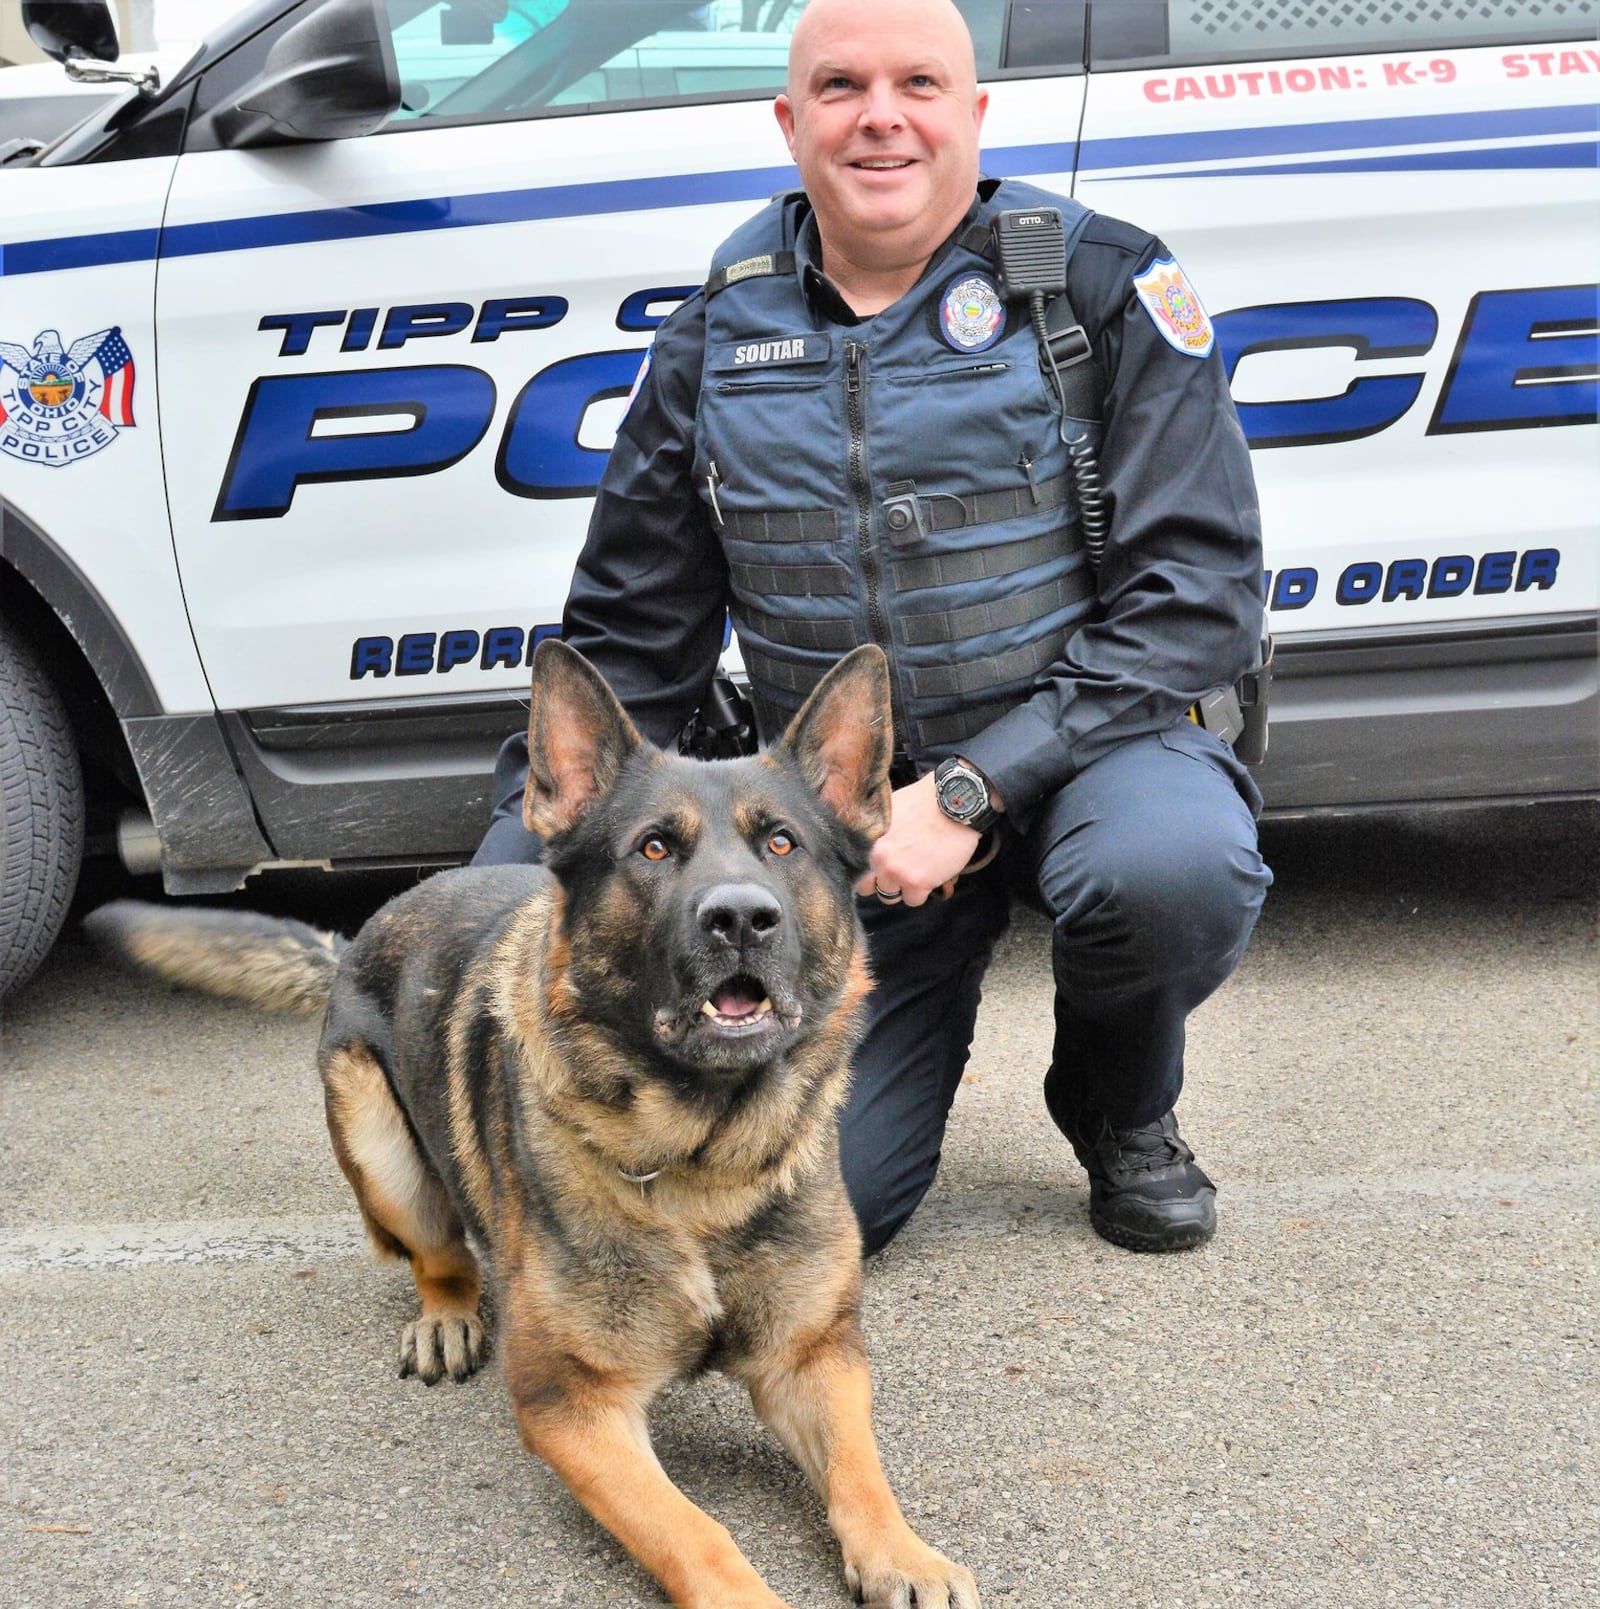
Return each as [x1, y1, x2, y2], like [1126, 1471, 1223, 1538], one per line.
[775, 0, 987, 303]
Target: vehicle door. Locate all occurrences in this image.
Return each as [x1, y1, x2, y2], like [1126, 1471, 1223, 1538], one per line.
[1078, 1, 1597, 646]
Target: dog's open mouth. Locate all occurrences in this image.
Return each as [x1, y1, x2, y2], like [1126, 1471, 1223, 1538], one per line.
[652, 973, 801, 1059]
[699, 974, 775, 1033]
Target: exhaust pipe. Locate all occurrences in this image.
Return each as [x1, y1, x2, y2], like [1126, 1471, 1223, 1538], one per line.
[115, 809, 163, 877]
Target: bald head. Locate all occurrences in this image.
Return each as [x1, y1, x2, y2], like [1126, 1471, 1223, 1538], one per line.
[775, 0, 988, 313]
[786, 0, 978, 102]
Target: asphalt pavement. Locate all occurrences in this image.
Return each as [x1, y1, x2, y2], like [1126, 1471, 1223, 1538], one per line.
[2, 801, 1595, 1609]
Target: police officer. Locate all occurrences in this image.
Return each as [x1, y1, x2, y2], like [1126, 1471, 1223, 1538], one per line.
[479, 0, 1272, 1256]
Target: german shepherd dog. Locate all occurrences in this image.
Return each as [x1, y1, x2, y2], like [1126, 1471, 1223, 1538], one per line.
[87, 640, 979, 1609]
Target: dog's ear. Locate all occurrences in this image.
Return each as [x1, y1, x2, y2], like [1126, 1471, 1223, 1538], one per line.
[774, 644, 893, 841]
[523, 640, 643, 836]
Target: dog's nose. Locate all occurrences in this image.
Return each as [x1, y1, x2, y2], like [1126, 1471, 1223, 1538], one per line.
[697, 884, 783, 951]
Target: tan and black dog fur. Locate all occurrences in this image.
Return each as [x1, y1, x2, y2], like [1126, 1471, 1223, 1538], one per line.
[88, 640, 979, 1609]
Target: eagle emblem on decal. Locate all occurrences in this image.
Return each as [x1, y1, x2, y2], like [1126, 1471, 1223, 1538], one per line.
[0, 326, 137, 467]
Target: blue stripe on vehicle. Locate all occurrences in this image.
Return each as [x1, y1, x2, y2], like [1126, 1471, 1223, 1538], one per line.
[1112, 141, 1598, 180]
[0, 226, 164, 277]
[156, 161, 807, 262]
[0, 162, 806, 278]
[1076, 102, 1596, 173]
[2, 103, 1592, 278]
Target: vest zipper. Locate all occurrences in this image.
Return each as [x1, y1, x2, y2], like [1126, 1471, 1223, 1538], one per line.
[845, 340, 885, 643]
[845, 339, 906, 762]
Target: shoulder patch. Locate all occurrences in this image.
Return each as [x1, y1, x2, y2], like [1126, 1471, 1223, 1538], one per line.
[623, 345, 653, 412]
[1132, 257, 1214, 358]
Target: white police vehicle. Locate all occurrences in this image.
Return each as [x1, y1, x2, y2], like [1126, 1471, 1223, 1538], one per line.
[2, 0, 1596, 994]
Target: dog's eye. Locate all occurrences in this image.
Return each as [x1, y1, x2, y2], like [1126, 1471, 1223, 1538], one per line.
[639, 835, 671, 862]
[767, 830, 795, 856]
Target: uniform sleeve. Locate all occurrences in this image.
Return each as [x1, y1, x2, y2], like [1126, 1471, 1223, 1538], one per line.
[561, 292, 731, 750]
[960, 222, 1264, 821]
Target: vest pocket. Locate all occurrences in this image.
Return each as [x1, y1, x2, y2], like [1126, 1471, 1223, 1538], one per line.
[886, 359, 1011, 384]
[713, 376, 829, 395]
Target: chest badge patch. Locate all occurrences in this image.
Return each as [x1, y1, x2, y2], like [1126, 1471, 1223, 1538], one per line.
[0, 326, 137, 468]
[1132, 259, 1214, 358]
[939, 272, 1005, 353]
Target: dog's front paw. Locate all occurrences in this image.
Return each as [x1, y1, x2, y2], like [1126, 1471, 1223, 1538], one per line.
[398, 1313, 487, 1384]
[844, 1536, 980, 1609]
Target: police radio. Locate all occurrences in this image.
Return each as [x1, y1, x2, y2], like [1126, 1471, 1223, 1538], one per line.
[993, 208, 1069, 298]
[991, 207, 1110, 569]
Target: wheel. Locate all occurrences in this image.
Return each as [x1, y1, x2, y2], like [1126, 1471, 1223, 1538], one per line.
[0, 624, 85, 998]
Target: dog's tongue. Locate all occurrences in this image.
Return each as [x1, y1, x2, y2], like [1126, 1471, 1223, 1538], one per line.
[711, 979, 765, 1019]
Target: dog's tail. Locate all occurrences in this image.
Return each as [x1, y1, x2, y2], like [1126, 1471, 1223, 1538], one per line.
[83, 900, 346, 1015]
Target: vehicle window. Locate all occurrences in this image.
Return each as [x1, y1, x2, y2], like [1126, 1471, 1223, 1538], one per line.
[382, 0, 1044, 126]
[0, 90, 118, 146]
[1091, 0, 1600, 65]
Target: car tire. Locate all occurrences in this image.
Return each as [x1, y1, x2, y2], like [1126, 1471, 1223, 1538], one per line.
[0, 624, 85, 999]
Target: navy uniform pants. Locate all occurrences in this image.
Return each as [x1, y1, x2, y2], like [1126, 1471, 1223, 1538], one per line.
[475, 719, 1271, 1256]
[845, 720, 1270, 1253]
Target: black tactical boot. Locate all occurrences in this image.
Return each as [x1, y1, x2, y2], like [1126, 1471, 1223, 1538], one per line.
[1061, 1109, 1216, 1251]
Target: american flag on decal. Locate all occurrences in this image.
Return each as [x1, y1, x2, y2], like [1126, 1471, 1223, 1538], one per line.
[91, 327, 136, 425]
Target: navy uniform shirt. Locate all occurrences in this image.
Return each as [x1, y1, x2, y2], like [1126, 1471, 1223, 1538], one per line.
[554, 193, 1263, 824]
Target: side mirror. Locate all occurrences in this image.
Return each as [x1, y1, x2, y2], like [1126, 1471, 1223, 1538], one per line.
[210, 0, 401, 149]
[22, 0, 121, 64]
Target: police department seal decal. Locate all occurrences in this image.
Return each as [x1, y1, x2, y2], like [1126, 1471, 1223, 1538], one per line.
[1132, 258, 1214, 358]
[938, 272, 1005, 353]
[0, 326, 137, 468]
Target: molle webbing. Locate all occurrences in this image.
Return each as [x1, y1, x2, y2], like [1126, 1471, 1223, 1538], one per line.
[917, 700, 1025, 746]
[728, 559, 852, 595]
[740, 646, 822, 697]
[890, 470, 1073, 535]
[891, 528, 1073, 592]
[899, 571, 1093, 646]
[908, 630, 1068, 700]
[724, 473, 1072, 546]
[735, 604, 860, 653]
[721, 508, 838, 543]
[745, 628, 1068, 719]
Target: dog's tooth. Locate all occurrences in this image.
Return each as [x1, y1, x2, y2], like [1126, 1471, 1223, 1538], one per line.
[701, 1000, 719, 1018]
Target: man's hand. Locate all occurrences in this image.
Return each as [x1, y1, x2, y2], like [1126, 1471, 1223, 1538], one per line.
[855, 772, 995, 908]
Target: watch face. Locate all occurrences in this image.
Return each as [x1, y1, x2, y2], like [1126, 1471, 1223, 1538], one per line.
[940, 769, 986, 821]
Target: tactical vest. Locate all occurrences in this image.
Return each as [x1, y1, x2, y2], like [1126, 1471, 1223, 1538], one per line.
[694, 179, 1101, 771]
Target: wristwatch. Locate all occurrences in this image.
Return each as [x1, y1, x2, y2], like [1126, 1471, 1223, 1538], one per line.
[933, 756, 1000, 834]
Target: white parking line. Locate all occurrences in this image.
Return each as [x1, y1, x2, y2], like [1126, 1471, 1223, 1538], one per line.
[3, 1166, 1594, 1272]
[0, 1215, 365, 1273]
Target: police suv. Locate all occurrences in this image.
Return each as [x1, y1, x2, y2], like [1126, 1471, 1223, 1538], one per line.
[2, 0, 1596, 994]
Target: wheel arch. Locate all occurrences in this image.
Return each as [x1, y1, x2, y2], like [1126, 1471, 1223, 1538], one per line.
[0, 496, 273, 888]
[0, 498, 148, 809]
